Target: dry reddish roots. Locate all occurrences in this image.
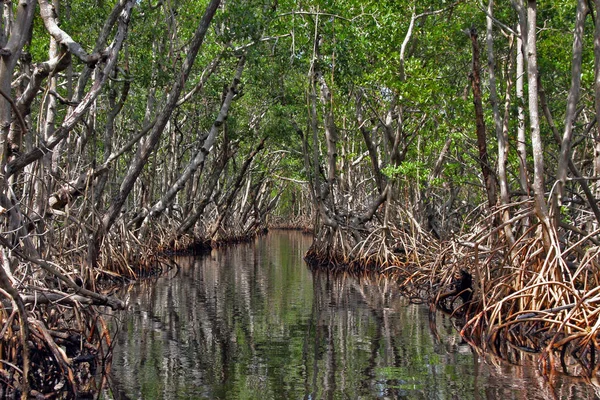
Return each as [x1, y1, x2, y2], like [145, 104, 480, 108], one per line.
[306, 211, 600, 376]
[305, 225, 441, 275]
[441, 209, 600, 376]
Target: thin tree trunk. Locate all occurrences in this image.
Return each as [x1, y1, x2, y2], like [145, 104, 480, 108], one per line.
[501, 34, 517, 247]
[0, 0, 38, 267]
[176, 141, 230, 236]
[512, 1, 531, 245]
[516, 23, 530, 196]
[539, 82, 600, 226]
[72, 0, 127, 102]
[0, 252, 29, 398]
[293, 120, 319, 223]
[316, 69, 338, 195]
[554, 0, 588, 216]
[209, 138, 266, 239]
[0, 0, 35, 184]
[356, 91, 384, 194]
[470, 27, 497, 209]
[487, 0, 515, 245]
[95, 66, 131, 206]
[486, 1, 504, 198]
[31, 0, 61, 253]
[308, 13, 337, 230]
[593, 0, 600, 201]
[526, 0, 553, 243]
[309, 42, 334, 228]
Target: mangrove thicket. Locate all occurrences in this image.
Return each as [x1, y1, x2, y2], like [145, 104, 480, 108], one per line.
[0, 0, 599, 396]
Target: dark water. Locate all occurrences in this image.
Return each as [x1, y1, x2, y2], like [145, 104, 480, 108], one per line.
[103, 231, 600, 399]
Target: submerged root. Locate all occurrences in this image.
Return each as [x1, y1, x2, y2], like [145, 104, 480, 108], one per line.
[293, 199, 600, 376]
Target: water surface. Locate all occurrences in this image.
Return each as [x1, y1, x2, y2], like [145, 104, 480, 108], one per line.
[105, 231, 599, 399]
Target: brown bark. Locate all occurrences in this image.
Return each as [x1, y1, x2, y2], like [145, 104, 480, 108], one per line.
[470, 27, 497, 209]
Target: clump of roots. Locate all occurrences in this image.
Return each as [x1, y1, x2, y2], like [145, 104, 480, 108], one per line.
[269, 215, 314, 233]
[439, 202, 600, 375]
[0, 283, 116, 398]
[304, 211, 442, 295]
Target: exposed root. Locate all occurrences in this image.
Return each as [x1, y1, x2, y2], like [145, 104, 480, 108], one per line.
[268, 215, 314, 233]
[304, 198, 600, 376]
[0, 296, 115, 397]
[435, 203, 600, 376]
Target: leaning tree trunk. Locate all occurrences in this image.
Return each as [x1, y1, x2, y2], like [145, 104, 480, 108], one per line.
[209, 138, 266, 240]
[0, 2, 43, 395]
[137, 55, 245, 238]
[176, 138, 232, 237]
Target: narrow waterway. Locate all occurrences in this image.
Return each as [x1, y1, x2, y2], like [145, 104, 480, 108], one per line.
[104, 231, 598, 399]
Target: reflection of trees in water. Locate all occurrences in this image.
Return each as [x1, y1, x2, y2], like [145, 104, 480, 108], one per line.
[106, 232, 600, 399]
[108, 232, 315, 398]
[306, 271, 600, 400]
[309, 271, 432, 398]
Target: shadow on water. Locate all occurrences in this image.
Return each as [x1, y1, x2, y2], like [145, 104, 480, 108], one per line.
[102, 231, 600, 399]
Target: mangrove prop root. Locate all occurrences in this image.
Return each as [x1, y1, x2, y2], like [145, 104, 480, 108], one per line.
[306, 201, 600, 377]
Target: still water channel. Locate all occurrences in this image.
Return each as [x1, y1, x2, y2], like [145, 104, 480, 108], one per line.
[104, 231, 599, 399]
